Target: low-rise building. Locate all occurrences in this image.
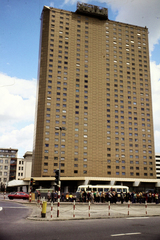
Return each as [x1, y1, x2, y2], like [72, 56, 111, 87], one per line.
[8, 151, 32, 192]
[0, 148, 32, 192]
[0, 148, 18, 190]
[23, 151, 32, 179]
[16, 151, 32, 180]
[16, 158, 24, 180]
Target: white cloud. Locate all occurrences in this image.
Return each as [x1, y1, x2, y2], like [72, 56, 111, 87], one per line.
[150, 61, 160, 153]
[0, 73, 36, 124]
[63, 0, 79, 5]
[0, 72, 36, 98]
[50, 2, 54, 7]
[0, 124, 34, 158]
[154, 130, 160, 154]
[0, 73, 36, 157]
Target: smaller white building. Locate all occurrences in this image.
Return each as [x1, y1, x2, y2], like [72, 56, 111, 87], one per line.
[16, 151, 32, 180]
[23, 151, 32, 179]
[16, 158, 24, 180]
[8, 151, 32, 192]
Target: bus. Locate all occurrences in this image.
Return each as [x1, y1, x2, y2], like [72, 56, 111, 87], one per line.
[76, 185, 129, 193]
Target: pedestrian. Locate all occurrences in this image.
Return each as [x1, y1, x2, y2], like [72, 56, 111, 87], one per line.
[79, 191, 82, 202]
[121, 192, 124, 204]
[69, 193, 73, 202]
[61, 193, 65, 202]
[51, 190, 55, 203]
[105, 191, 109, 202]
[142, 192, 146, 203]
[54, 191, 58, 202]
[148, 192, 152, 203]
[73, 194, 76, 202]
[139, 192, 142, 204]
[102, 192, 105, 203]
[87, 191, 90, 202]
[155, 193, 159, 204]
[108, 191, 112, 203]
[47, 190, 51, 202]
[152, 192, 155, 203]
[65, 192, 69, 201]
[99, 191, 102, 203]
[128, 192, 131, 202]
[131, 192, 134, 203]
[93, 192, 96, 202]
[134, 192, 137, 203]
[37, 190, 41, 202]
[123, 192, 127, 202]
[90, 191, 94, 203]
[96, 191, 100, 203]
[83, 191, 87, 202]
[112, 191, 117, 204]
[117, 192, 121, 202]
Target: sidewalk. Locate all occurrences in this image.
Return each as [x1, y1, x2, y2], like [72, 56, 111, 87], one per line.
[1, 197, 160, 221]
[27, 201, 160, 221]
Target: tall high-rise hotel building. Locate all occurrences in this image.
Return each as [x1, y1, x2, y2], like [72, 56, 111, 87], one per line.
[32, 3, 156, 187]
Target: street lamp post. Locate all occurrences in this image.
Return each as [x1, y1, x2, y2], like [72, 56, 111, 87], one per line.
[55, 126, 66, 217]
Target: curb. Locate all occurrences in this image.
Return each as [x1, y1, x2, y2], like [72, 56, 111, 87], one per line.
[27, 214, 160, 221]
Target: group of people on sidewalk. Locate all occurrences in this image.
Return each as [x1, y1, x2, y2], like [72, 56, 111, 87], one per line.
[47, 190, 62, 202]
[37, 190, 160, 204]
[47, 191, 73, 202]
[37, 190, 58, 203]
[37, 190, 76, 203]
[78, 191, 160, 204]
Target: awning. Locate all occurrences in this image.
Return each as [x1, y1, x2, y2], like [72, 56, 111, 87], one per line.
[7, 180, 30, 187]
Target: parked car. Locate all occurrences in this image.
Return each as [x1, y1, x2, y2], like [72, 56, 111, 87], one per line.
[8, 192, 29, 200]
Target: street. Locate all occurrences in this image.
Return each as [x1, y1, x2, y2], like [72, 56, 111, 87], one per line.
[0, 200, 32, 223]
[1, 200, 160, 240]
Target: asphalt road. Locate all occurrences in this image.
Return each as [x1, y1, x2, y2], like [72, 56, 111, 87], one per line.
[1, 200, 160, 240]
[0, 200, 32, 223]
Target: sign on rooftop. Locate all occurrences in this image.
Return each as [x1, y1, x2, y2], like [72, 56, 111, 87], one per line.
[76, 2, 108, 20]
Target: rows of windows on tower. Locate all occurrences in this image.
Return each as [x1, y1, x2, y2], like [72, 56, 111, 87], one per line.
[32, 7, 155, 179]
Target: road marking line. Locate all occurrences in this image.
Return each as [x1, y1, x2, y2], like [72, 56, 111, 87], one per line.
[2, 207, 27, 209]
[126, 217, 149, 219]
[0, 207, 3, 211]
[111, 232, 141, 237]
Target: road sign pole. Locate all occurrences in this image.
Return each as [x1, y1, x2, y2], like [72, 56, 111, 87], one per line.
[57, 184, 60, 217]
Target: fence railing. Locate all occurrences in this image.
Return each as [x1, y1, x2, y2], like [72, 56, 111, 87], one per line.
[35, 197, 157, 219]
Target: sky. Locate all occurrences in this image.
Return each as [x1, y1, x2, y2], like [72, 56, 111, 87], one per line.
[0, 0, 160, 158]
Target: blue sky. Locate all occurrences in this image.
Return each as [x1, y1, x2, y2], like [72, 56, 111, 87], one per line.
[0, 0, 118, 80]
[151, 43, 160, 65]
[0, 0, 160, 157]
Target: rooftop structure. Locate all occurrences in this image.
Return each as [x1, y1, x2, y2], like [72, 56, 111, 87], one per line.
[76, 2, 108, 19]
